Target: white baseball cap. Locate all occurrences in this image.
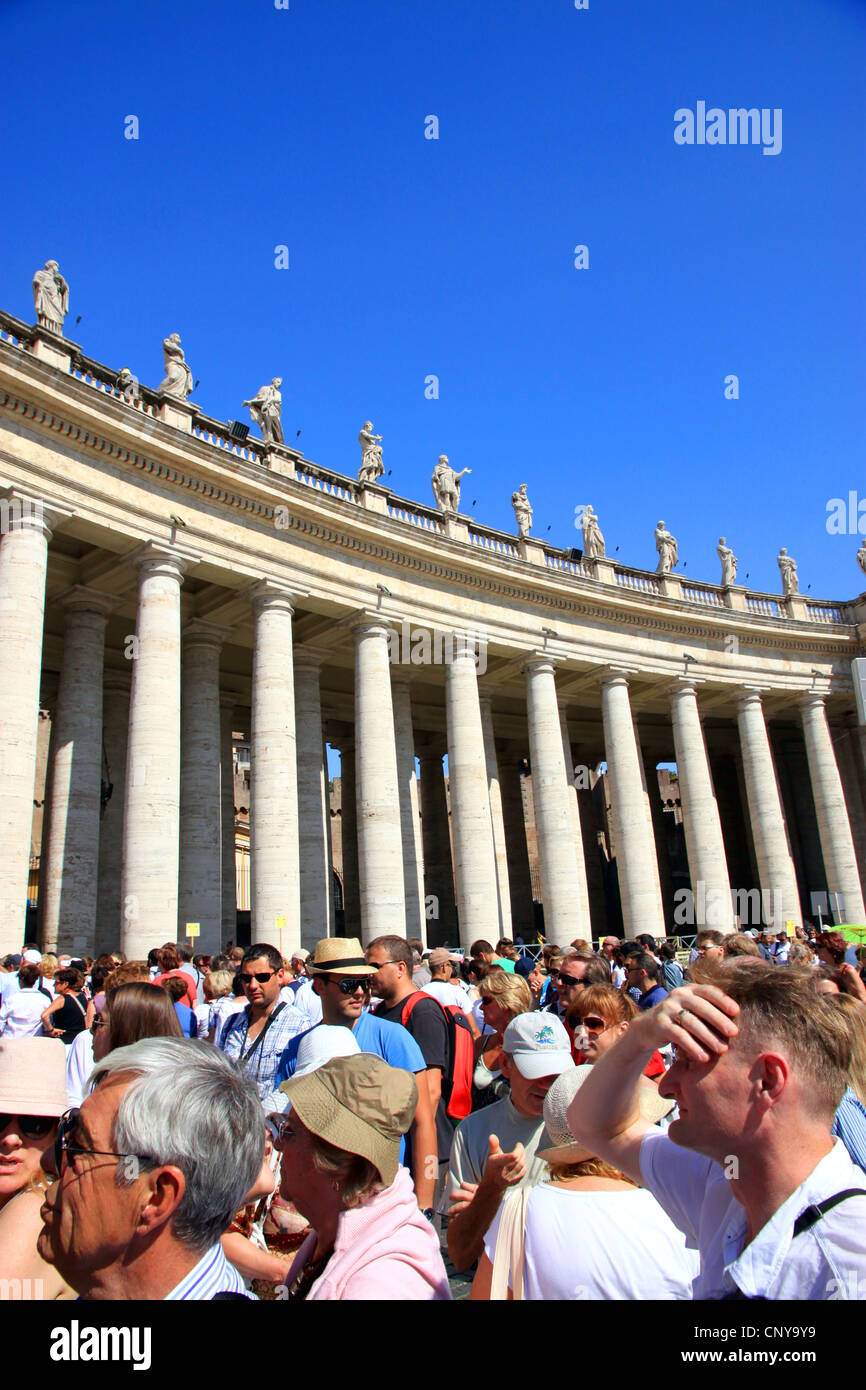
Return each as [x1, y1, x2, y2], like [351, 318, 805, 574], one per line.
[502, 1013, 575, 1081]
[22, 949, 42, 964]
[293, 1025, 362, 1078]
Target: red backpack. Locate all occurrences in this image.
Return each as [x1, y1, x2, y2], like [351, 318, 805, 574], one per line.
[398, 991, 475, 1122]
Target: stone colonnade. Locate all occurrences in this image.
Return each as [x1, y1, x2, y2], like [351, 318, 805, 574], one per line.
[1, 513, 865, 956]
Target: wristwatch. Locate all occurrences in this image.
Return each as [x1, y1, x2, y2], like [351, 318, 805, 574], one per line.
[421, 1207, 436, 1222]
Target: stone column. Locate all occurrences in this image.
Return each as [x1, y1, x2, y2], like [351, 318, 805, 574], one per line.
[669, 680, 734, 931]
[338, 733, 361, 937]
[642, 751, 675, 928]
[41, 590, 115, 956]
[178, 623, 226, 954]
[95, 672, 130, 956]
[324, 732, 337, 934]
[0, 495, 61, 954]
[736, 691, 802, 929]
[219, 695, 238, 950]
[575, 772, 609, 939]
[392, 678, 426, 943]
[353, 618, 405, 941]
[295, 650, 332, 950]
[418, 745, 457, 945]
[557, 706, 593, 942]
[250, 583, 300, 953]
[522, 661, 586, 947]
[479, 697, 512, 937]
[599, 673, 665, 940]
[799, 696, 866, 924]
[120, 546, 195, 957]
[834, 725, 866, 902]
[499, 746, 536, 939]
[445, 637, 500, 948]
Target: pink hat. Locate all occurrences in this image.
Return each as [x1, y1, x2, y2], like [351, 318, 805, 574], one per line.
[0, 1038, 68, 1117]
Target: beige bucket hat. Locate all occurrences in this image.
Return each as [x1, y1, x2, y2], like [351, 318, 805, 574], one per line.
[0, 1037, 68, 1117]
[280, 1054, 417, 1188]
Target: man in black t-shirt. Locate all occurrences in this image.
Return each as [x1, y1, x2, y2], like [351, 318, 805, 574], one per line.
[366, 935, 452, 1227]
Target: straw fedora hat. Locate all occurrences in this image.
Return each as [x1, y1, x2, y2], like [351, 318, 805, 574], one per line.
[306, 937, 376, 977]
[280, 1054, 417, 1187]
[0, 1038, 68, 1118]
[537, 1064, 674, 1165]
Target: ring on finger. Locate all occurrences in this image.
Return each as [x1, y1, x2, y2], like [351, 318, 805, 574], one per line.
[675, 1008, 689, 1025]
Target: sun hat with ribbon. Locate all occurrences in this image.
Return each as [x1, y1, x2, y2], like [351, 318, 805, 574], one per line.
[280, 1053, 417, 1187]
[306, 937, 376, 978]
[0, 1037, 68, 1118]
[537, 1064, 675, 1165]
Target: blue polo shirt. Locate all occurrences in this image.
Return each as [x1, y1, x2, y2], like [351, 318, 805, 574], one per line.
[637, 983, 668, 1011]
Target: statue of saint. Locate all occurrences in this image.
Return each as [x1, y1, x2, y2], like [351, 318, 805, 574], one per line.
[582, 504, 605, 560]
[655, 520, 679, 574]
[32, 260, 69, 334]
[717, 536, 737, 587]
[432, 454, 471, 513]
[857, 541, 866, 583]
[243, 378, 284, 444]
[157, 334, 194, 399]
[511, 483, 533, 539]
[115, 368, 140, 405]
[357, 421, 384, 482]
[777, 547, 799, 595]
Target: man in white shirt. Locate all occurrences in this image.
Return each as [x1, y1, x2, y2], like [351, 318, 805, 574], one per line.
[424, 949, 476, 1016]
[0, 963, 50, 1037]
[568, 957, 866, 1299]
[600, 936, 627, 988]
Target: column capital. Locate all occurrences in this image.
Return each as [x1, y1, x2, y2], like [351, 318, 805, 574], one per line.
[523, 653, 559, 677]
[57, 585, 119, 619]
[131, 540, 200, 582]
[669, 676, 704, 700]
[0, 488, 73, 540]
[250, 579, 296, 615]
[182, 619, 233, 648]
[350, 609, 395, 641]
[294, 646, 329, 672]
[736, 687, 768, 711]
[598, 665, 636, 691]
[103, 669, 132, 697]
[798, 691, 828, 713]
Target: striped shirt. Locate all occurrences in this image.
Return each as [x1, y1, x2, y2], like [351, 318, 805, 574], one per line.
[833, 1086, 866, 1174]
[165, 1242, 253, 1300]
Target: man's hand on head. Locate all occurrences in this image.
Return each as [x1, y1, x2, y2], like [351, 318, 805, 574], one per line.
[633, 983, 740, 1063]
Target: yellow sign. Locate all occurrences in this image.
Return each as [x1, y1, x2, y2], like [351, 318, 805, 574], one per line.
[784, 920, 795, 937]
[275, 917, 287, 932]
[185, 922, 200, 938]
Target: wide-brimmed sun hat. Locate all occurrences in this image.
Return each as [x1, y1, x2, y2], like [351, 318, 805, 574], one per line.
[306, 938, 376, 977]
[0, 1038, 68, 1118]
[537, 1064, 674, 1165]
[280, 1054, 417, 1188]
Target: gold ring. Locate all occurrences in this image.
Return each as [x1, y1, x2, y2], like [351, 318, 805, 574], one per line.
[676, 1008, 689, 1025]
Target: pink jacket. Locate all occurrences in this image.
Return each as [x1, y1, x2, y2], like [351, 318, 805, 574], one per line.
[284, 1166, 451, 1301]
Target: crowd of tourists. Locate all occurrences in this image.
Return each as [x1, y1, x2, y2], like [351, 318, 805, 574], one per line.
[1, 922, 866, 1301]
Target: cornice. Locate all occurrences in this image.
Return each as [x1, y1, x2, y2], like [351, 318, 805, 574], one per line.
[0, 380, 861, 662]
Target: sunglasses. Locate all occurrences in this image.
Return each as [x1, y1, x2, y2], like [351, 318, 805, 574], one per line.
[323, 975, 370, 994]
[266, 1114, 294, 1146]
[240, 971, 275, 985]
[580, 1016, 610, 1033]
[558, 974, 584, 987]
[0, 1112, 58, 1140]
[53, 1108, 147, 1176]
[547, 969, 561, 979]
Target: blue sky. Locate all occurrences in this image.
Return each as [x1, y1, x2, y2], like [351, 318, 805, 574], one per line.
[2, 0, 864, 598]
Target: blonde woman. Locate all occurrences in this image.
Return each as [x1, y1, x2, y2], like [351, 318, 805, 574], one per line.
[39, 954, 58, 997]
[473, 971, 533, 1110]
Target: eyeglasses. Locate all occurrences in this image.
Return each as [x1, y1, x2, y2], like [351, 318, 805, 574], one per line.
[580, 1016, 610, 1034]
[240, 971, 275, 985]
[53, 1108, 148, 1176]
[266, 1114, 295, 1146]
[0, 1112, 58, 1140]
[558, 974, 585, 988]
[91, 1017, 107, 1031]
[322, 975, 370, 994]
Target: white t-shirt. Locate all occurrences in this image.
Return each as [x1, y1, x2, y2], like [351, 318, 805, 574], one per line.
[66, 1027, 95, 1106]
[640, 1130, 866, 1299]
[0, 987, 48, 1037]
[423, 980, 467, 1010]
[484, 1181, 699, 1300]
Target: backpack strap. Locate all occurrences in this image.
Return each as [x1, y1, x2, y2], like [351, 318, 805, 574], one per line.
[791, 1188, 866, 1238]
